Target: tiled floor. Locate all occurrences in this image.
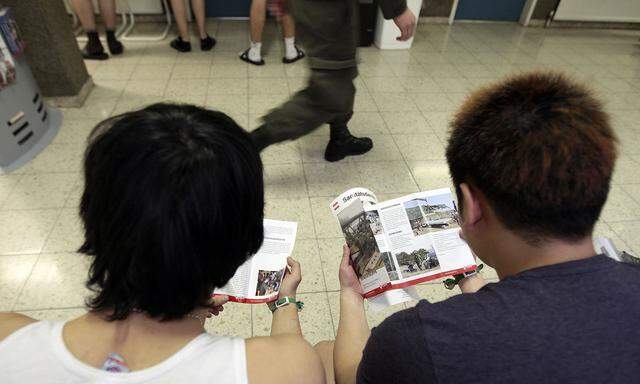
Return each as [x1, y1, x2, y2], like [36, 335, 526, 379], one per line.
[2, 20, 640, 345]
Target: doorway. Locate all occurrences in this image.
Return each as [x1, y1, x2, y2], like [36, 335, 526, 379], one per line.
[455, 0, 527, 21]
[205, 0, 251, 17]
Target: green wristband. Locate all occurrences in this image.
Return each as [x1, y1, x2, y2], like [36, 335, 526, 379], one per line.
[267, 296, 304, 313]
[444, 264, 484, 290]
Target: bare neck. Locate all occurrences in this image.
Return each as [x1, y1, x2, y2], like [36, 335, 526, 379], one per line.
[493, 234, 597, 279]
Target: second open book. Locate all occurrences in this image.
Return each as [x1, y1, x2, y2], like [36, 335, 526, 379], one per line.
[330, 187, 477, 298]
[214, 219, 297, 303]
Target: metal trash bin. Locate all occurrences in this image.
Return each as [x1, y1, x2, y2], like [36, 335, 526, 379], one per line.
[0, 56, 62, 174]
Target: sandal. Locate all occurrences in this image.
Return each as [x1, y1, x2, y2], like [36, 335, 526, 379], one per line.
[239, 48, 265, 66]
[282, 46, 305, 64]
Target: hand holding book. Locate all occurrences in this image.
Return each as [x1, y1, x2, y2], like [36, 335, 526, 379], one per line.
[339, 244, 364, 297]
[278, 257, 302, 299]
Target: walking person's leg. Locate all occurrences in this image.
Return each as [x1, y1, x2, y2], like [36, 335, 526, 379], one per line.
[240, 0, 267, 65]
[252, 66, 371, 161]
[324, 68, 372, 162]
[190, 0, 216, 50]
[169, 0, 193, 52]
[97, 0, 123, 55]
[71, 0, 108, 60]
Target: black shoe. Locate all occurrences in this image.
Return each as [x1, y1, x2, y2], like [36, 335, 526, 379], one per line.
[324, 135, 373, 162]
[81, 45, 109, 60]
[200, 35, 217, 51]
[106, 30, 124, 55]
[170, 37, 192, 53]
[82, 31, 108, 60]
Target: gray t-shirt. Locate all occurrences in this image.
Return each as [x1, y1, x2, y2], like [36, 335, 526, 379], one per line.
[357, 255, 640, 384]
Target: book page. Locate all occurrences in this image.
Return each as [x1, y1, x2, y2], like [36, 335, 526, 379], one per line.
[214, 219, 297, 302]
[372, 189, 475, 284]
[246, 219, 298, 300]
[214, 260, 252, 298]
[330, 188, 391, 293]
[368, 286, 420, 312]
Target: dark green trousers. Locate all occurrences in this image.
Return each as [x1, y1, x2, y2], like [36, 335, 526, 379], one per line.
[261, 0, 360, 144]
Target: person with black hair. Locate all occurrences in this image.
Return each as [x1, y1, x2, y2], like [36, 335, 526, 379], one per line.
[0, 104, 324, 383]
[70, 0, 124, 60]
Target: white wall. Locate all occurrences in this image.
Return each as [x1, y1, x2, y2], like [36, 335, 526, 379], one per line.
[64, 0, 165, 15]
[554, 0, 640, 23]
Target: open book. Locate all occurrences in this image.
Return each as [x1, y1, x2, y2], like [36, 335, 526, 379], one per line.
[213, 219, 297, 303]
[330, 188, 477, 298]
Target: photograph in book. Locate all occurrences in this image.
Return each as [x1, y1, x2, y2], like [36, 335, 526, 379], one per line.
[381, 252, 400, 281]
[338, 200, 384, 279]
[255, 269, 285, 297]
[367, 210, 383, 235]
[404, 195, 460, 236]
[394, 237, 440, 279]
[404, 199, 432, 237]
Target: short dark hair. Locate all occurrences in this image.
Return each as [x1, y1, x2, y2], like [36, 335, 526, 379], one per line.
[446, 72, 617, 242]
[80, 103, 264, 321]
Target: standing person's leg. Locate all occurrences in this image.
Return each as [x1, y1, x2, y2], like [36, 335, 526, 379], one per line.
[240, 0, 267, 65]
[71, 0, 108, 60]
[280, 14, 304, 63]
[97, 0, 123, 55]
[72, 0, 97, 31]
[169, 0, 193, 52]
[190, 0, 216, 50]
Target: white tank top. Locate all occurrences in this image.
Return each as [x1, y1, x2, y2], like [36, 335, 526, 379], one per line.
[0, 320, 249, 383]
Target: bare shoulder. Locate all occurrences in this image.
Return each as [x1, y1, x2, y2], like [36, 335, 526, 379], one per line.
[245, 335, 325, 384]
[0, 312, 37, 342]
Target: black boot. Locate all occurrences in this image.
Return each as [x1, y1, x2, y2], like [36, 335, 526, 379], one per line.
[81, 30, 108, 60]
[250, 125, 273, 152]
[106, 30, 124, 55]
[324, 125, 373, 162]
[170, 37, 192, 53]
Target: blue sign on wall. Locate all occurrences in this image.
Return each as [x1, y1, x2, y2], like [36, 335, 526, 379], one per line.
[205, 0, 251, 17]
[455, 0, 527, 21]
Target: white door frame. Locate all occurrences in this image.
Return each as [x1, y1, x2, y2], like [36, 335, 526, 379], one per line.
[520, 0, 539, 26]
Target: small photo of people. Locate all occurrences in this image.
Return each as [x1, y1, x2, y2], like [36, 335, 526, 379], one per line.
[395, 238, 440, 279]
[255, 269, 285, 296]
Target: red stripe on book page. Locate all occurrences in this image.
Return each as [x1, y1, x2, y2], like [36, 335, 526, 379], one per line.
[212, 294, 277, 304]
[362, 265, 478, 298]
